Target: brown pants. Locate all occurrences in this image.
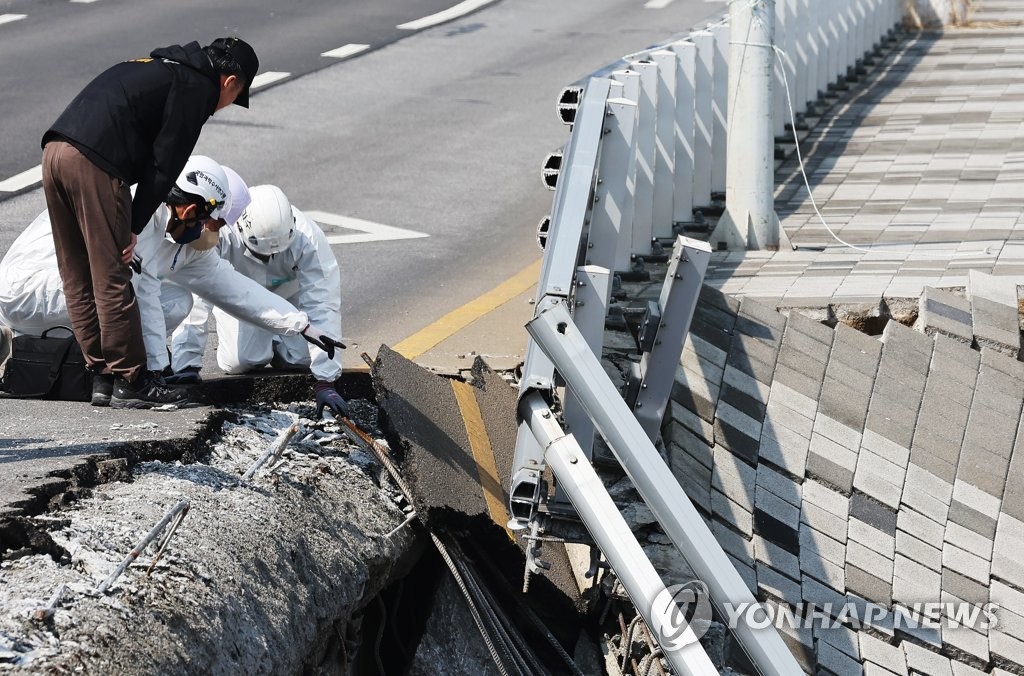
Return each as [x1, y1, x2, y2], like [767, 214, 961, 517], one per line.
[41, 141, 146, 382]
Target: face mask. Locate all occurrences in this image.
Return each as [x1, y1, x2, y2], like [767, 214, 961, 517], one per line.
[168, 214, 204, 244]
[190, 228, 221, 251]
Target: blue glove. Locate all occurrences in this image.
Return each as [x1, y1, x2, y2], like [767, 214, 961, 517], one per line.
[315, 381, 351, 419]
[164, 366, 202, 384]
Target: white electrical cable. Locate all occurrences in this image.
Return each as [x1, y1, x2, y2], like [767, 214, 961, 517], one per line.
[751, 11, 994, 259]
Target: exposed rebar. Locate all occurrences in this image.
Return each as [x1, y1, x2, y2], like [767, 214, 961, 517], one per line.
[96, 499, 190, 594]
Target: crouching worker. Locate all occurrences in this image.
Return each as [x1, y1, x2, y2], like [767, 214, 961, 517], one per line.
[170, 185, 348, 418]
[0, 157, 343, 408]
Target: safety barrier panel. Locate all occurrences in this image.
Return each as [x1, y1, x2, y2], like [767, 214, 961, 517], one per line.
[510, 1, 904, 673]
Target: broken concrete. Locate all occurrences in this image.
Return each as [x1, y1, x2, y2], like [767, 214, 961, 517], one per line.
[0, 403, 418, 674]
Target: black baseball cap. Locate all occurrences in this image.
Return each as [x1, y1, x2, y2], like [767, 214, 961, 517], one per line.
[208, 37, 259, 108]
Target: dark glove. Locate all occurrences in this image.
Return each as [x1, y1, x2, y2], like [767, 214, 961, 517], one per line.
[164, 366, 202, 384]
[315, 380, 351, 419]
[301, 324, 346, 360]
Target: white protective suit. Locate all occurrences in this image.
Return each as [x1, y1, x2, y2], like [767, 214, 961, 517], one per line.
[171, 207, 342, 382]
[0, 207, 313, 372]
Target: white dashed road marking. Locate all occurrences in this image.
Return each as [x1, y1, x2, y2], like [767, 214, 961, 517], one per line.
[321, 43, 370, 60]
[70, 0, 102, 4]
[397, 0, 494, 30]
[306, 211, 429, 245]
[0, 14, 26, 25]
[644, 0, 676, 6]
[0, 165, 42, 193]
[250, 71, 290, 90]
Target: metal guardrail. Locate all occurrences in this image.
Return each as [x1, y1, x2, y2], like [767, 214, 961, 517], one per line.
[510, 1, 904, 673]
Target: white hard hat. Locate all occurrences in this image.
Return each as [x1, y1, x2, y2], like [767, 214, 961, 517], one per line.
[175, 156, 230, 220]
[236, 184, 295, 256]
[220, 166, 251, 225]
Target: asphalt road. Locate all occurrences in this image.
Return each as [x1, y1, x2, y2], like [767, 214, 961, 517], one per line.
[0, 0, 725, 369]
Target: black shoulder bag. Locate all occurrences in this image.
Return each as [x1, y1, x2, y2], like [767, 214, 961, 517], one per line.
[0, 327, 93, 402]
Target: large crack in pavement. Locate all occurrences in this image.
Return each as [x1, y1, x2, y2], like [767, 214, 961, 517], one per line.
[0, 401, 419, 673]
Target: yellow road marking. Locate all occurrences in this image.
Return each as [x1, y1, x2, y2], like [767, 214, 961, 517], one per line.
[451, 380, 514, 540]
[393, 259, 541, 360]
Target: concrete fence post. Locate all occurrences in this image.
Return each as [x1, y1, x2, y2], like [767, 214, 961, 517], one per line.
[691, 31, 715, 209]
[651, 50, 679, 240]
[710, 22, 730, 196]
[671, 41, 698, 225]
[711, 0, 783, 251]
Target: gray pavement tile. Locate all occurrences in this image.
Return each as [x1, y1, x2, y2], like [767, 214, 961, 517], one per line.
[818, 381, 873, 432]
[756, 461, 802, 505]
[942, 543, 991, 585]
[990, 629, 1024, 667]
[722, 362, 771, 404]
[861, 429, 911, 470]
[712, 445, 756, 510]
[667, 401, 715, 448]
[711, 490, 754, 538]
[954, 445, 1011, 500]
[816, 636, 862, 676]
[846, 562, 893, 607]
[813, 413, 864, 452]
[764, 396, 814, 440]
[802, 502, 850, 546]
[755, 534, 802, 583]
[712, 519, 754, 564]
[1003, 415, 1024, 523]
[851, 492, 899, 539]
[894, 552, 942, 602]
[714, 417, 761, 466]
[802, 573, 848, 618]
[930, 334, 982, 388]
[755, 485, 800, 530]
[727, 552, 758, 595]
[773, 363, 827, 402]
[902, 641, 953, 676]
[945, 500, 997, 544]
[830, 323, 884, 375]
[807, 452, 855, 495]
[942, 567, 990, 606]
[758, 422, 811, 478]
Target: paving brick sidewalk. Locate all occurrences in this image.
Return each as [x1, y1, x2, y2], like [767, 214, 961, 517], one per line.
[705, 0, 1024, 310]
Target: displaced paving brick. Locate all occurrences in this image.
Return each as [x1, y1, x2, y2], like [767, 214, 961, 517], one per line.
[801, 505, 849, 546]
[774, 363, 827, 403]
[737, 296, 788, 336]
[800, 523, 846, 567]
[754, 534, 801, 581]
[898, 507, 946, 548]
[802, 574, 847, 619]
[894, 554, 941, 604]
[918, 286, 973, 344]
[990, 629, 1024, 666]
[931, 334, 981, 389]
[785, 310, 835, 347]
[712, 446, 756, 508]
[712, 519, 754, 563]
[714, 416, 762, 466]
[902, 464, 953, 523]
[727, 552, 758, 594]
[969, 270, 1021, 357]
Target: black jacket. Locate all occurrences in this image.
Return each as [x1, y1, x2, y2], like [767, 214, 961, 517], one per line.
[43, 43, 220, 234]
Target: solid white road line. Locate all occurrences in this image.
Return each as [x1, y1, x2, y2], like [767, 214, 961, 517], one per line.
[397, 0, 493, 30]
[70, 0, 102, 4]
[321, 43, 370, 59]
[0, 165, 42, 193]
[644, 0, 676, 7]
[305, 211, 429, 245]
[0, 14, 26, 25]
[250, 71, 290, 90]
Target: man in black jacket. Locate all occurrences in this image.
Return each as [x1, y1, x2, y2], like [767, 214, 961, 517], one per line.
[40, 37, 258, 408]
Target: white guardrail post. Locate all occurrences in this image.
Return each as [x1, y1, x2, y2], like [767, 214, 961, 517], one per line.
[710, 22, 729, 198]
[691, 30, 714, 210]
[650, 49, 678, 240]
[629, 59, 660, 257]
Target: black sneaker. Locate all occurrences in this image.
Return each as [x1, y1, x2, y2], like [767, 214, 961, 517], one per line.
[111, 372, 193, 410]
[91, 374, 114, 407]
